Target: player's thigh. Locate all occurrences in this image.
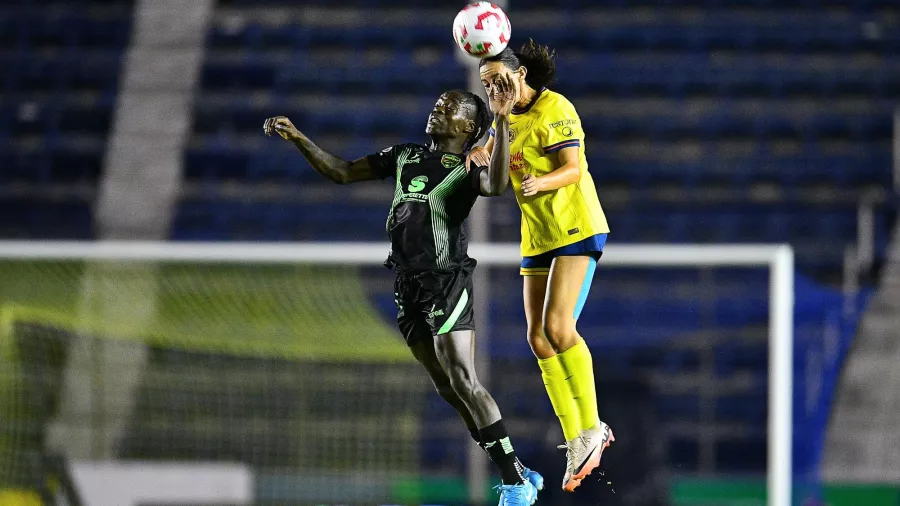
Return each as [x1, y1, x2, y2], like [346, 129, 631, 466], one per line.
[523, 274, 555, 359]
[408, 334, 453, 390]
[544, 255, 595, 341]
[433, 329, 479, 387]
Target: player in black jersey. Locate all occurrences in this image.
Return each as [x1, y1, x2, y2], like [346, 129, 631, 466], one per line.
[264, 82, 543, 505]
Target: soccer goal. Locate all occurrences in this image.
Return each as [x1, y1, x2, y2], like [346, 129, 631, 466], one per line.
[0, 241, 792, 506]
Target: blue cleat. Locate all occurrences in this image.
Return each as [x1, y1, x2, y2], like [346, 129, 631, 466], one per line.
[522, 467, 544, 492]
[496, 481, 539, 506]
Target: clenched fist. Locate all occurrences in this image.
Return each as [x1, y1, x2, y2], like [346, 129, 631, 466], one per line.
[263, 116, 301, 141]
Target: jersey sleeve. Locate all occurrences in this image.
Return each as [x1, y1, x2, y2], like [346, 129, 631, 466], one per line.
[467, 165, 487, 196]
[365, 144, 403, 179]
[537, 98, 583, 154]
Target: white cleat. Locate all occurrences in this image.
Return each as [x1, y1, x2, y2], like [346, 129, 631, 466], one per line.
[558, 421, 614, 492]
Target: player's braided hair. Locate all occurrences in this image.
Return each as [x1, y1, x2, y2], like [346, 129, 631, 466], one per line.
[458, 90, 491, 152]
[479, 39, 557, 91]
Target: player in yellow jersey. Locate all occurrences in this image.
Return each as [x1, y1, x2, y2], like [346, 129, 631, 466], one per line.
[469, 40, 614, 493]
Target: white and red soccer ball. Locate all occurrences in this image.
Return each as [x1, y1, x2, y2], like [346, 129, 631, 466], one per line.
[453, 2, 511, 58]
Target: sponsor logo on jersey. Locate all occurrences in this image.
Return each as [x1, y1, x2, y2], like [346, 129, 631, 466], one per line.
[407, 175, 428, 193]
[509, 152, 527, 172]
[548, 119, 578, 129]
[400, 193, 429, 202]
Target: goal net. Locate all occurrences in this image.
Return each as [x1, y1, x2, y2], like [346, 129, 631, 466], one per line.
[0, 241, 835, 506]
[0, 242, 426, 505]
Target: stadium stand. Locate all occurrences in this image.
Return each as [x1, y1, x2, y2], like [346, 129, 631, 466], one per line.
[0, 0, 135, 238]
[1, 0, 896, 499]
[181, 0, 897, 481]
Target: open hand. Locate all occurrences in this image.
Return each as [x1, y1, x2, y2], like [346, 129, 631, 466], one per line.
[521, 173, 545, 196]
[263, 116, 301, 141]
[488, 73, 519, 117]
[466, 146, 491, 172]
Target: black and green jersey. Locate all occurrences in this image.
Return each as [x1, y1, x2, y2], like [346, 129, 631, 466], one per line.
[367, 143, 486, 272]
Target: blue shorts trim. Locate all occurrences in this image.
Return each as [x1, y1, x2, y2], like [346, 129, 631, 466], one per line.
[520, 234, 607, 275]
[573, 257, 597, 320]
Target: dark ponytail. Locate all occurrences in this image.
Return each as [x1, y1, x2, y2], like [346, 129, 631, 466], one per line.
[479, 38, 557, 90]
[517, 39, 557, 90]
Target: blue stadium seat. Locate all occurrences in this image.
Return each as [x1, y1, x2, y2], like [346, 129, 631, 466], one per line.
[172, 200, 390, 241]
[0, 199, 94, 239]
[58, 98, 115, 135]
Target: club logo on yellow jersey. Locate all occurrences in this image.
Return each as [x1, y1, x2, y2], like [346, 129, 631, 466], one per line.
[508, 128, 516, 142]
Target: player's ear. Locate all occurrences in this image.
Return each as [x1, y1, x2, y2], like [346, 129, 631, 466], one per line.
[463, 119, 476, 135]
[517, 65, 527, 81]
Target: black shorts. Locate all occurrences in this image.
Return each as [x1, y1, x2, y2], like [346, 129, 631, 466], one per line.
[393, 267, 476, 345]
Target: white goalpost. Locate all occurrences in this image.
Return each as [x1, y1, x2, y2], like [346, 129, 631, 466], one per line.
[0, 241, 794, 506]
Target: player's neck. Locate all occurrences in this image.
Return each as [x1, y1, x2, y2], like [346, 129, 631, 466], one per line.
[515, 86, 539, 109]
[429, 138, 465, 155]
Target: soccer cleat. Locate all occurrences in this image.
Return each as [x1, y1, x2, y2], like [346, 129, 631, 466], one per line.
[496, 481, 539, 506]
[558, 421, 615, 492]
[521, 466, 544, 492]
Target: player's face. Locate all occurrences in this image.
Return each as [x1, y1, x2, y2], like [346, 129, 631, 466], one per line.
[426, 92, 472, 138]
[480, 61, 525, 100]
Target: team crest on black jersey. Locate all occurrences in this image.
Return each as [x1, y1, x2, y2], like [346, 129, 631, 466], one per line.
[441, 154, 461, 168]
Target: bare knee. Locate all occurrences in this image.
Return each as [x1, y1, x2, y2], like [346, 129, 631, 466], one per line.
[447, 365, 486, 403]
[527, 326, 556, 359]
[543, 313, 579, 352]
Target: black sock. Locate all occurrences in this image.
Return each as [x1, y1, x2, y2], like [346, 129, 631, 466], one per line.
[479, 420, 524, 485]
[472, 428, 527, 477]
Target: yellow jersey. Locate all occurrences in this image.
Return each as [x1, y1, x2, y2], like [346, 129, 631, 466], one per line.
[490, 89, 609, 257]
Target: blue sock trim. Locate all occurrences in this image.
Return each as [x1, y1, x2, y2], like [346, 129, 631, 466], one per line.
[573, 257, 597, 320]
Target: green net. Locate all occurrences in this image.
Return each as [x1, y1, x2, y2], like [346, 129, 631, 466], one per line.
[0, 258, 425, 500]
[0, 260, 410, 361]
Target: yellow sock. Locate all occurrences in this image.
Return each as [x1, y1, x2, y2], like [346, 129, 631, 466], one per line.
[557, 339, 600, 432]
[538, 354, 581, 441]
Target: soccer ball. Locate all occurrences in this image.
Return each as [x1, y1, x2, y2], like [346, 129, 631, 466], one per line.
[452, 2, 511, 58]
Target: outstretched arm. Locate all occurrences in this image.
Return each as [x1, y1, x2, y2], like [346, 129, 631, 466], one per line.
[481, 115, 510, 196]
[478, 73, 519, 196]
[264, 116, 378, 184]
